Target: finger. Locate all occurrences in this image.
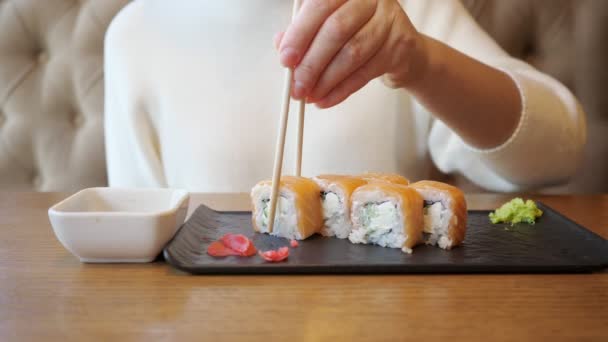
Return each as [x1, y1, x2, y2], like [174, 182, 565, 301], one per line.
[273, 31, 285, 50]
[315, 48, 387, 108]
[293, 0, 377, 99]
[309, 0, 392, 101]
[278, 0, 347, 68]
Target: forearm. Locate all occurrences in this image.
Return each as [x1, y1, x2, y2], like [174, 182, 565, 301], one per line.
[406, 35, 522, 149]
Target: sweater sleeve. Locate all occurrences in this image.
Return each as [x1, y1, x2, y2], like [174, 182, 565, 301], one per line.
[104, 2, 167, 188]
[404, 0, 587, 192]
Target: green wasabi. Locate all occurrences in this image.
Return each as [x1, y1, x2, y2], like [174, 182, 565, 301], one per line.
[489, 198, 543, 225]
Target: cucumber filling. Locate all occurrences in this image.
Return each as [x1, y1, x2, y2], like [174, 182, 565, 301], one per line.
[361, 202, 399, 236]
[261, 196, 290, 229]
[349, 200, 406, 249]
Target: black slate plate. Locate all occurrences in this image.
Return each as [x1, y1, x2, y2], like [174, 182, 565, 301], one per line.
[163, 203, 608, 274]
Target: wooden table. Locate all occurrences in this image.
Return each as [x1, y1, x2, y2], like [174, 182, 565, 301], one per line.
[1, 192, 606, 341]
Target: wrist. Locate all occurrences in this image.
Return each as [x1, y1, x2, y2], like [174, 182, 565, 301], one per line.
[383, 32, 433, 90]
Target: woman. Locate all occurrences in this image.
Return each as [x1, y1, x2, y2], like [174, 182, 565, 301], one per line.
[104, 0, 586, 192]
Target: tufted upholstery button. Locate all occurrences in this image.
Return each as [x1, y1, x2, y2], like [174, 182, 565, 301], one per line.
[71, 112, 84, 127]
[37, 51, 49, 64]
[32, 172, 42, 189]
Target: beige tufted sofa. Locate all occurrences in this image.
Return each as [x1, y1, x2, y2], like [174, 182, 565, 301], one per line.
[0, 0, 129, 191]
[0, 0, 606, 192]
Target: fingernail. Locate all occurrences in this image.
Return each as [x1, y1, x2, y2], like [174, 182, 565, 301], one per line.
[306, 89, 319, 103]
[293, 82, 307, 99]
[280, 48, 299, 68]
[273, 32, 285, 50]
[315, 97, 331, 109]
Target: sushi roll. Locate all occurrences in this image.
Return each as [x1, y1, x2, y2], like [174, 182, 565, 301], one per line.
[410, 180, 467, 250]
[349, 182, 424, 254]
[359, 172, 410, 185]
[312, 175, 368, 239]
[251, 176, 323, 240]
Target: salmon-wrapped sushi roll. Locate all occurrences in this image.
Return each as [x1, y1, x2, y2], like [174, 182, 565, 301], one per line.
[410, 181, 467, 250]
[349, 183, 424, 254]
[312, 175, 367, 239]
[251, 176, 323, 240]
[359, 172, 410, 185]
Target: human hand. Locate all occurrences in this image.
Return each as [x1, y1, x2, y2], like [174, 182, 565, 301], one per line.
[275, 0, 429, 108]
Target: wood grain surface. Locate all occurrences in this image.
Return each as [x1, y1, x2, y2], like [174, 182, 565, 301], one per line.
[0, 192, 606, 341]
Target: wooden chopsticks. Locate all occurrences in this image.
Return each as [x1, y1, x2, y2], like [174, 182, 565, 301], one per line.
[267, 0, 305, 234]
[295, 100, 305, 177]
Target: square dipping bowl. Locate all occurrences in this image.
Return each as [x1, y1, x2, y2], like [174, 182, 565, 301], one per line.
[48, 187, 190, 263]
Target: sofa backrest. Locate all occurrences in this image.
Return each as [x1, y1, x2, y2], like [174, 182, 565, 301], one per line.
[0, 0, 129, 191]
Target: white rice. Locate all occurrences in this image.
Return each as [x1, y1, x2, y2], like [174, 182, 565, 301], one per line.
[349, 190, 408, 250]
[421, 197, 454, 249]
[312, 177, 354, 239]
[251, 184, 301, 240]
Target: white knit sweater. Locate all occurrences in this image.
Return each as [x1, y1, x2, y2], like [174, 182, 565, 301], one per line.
[104, 0, 586, 192]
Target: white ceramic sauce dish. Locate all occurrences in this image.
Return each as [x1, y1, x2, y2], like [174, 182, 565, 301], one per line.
[48, 187, 190, 263]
